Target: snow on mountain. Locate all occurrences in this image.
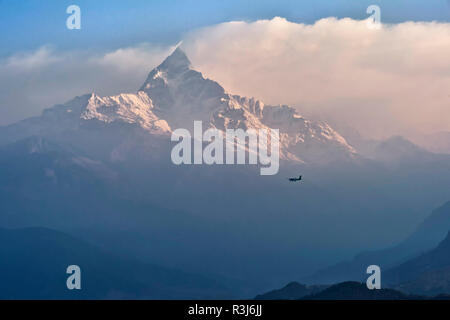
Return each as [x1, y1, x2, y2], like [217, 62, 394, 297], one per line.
[0, 47, 356, 164]
[139, 47, 356, 163]
[81, 92, 171, 134]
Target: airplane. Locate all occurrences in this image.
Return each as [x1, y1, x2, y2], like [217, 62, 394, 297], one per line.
[288, 175, 302, 182]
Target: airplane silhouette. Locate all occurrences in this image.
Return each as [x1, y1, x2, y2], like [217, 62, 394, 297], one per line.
[288, 175, 302, 182]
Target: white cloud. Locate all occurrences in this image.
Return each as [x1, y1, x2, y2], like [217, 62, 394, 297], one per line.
[95, 43, 173, 72]
[182, 17, 450, 139]
[0, 44, 174, 125]
[4, 46, 63, 71]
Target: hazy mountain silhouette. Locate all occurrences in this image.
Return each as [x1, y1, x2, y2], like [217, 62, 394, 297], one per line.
[385, 230, 450, 295]
[0, 227, 231, 299]
[304, 201, 450, 284]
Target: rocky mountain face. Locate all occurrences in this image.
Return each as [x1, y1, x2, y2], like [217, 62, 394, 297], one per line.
[0, 48, 355, 165]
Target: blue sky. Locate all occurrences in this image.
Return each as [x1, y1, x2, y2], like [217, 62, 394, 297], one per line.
[0, 0, 449, 56]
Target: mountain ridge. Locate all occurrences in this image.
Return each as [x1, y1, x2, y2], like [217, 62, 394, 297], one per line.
[0, 226, 231, 299]
[303, 201, 450, 285]
[0, 47, 356, 165]
[385, 230, 450, 295]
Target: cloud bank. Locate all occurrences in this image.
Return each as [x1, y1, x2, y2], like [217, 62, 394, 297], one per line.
[1, 17, 449, 141]
[183, 17, 450, 139]
[0, 44, 174, 125]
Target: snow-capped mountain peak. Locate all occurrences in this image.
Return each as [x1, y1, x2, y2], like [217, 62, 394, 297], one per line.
[156, 47, 192, 74]
[0, 48, 356, 164]
[137, 48, 356, 162]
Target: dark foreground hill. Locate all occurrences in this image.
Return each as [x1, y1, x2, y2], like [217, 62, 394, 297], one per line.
[256, 280, 450, 300]
[254, 282, 327, 300]
[255, 281, 422, 300]
[0, 227, 230, 299]
[302, 282, 423, 300]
